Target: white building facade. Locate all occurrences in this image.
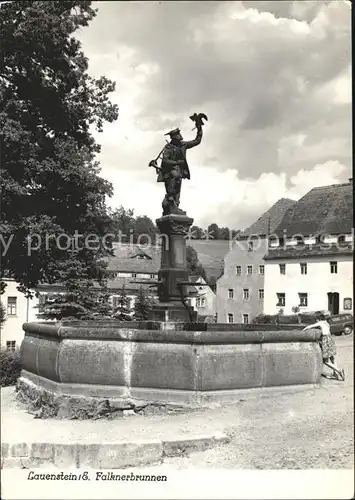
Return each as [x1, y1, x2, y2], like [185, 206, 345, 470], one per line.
[263, 181, 354, 316]
[187, 276, 216, 321]
[215, 198, 295, 323]
[264, 239, 353, 315]
[0, 279, 37, 350]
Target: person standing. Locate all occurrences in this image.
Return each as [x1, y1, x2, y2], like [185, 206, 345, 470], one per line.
[303, 312, 345, 381]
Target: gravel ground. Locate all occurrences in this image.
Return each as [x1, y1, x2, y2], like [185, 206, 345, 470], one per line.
[2, 336, 353, 471]
[143, 335, 354, 470]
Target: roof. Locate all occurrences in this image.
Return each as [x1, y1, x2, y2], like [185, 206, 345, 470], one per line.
[187, 240, 230, 283]
[105, 243, 161, 273]
[272, 182, 353, 237]
[106, 241, 227, 284]
[264, 243, 353, 260]
[37, 279, 158, 295]
[238, 198, 296, 238]
[106, 277, 157, 294]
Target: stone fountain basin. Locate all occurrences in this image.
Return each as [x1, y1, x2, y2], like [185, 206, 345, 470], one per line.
[19, 320, 322, 406]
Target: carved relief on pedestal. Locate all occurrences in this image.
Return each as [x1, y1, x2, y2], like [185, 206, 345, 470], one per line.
[157, 217, 193, 236]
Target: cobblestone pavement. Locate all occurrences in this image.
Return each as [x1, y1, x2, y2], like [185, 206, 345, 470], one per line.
[144, 335, 354, 470]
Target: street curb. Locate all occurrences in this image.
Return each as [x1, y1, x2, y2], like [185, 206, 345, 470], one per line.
[1, 432, 229, 469]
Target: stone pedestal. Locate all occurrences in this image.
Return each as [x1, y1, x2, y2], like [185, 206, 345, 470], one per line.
[150, 213, 195, 322]
[149, 301, 197, 323]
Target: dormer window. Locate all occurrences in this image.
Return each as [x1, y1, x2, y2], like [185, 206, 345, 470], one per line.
[130, 252, 151, 260]
[268, 235, 278, 247]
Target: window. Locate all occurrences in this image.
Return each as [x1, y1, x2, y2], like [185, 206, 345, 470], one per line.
[227, 313, 234, 323]
[6, 341, 16, 352]
[228, 289, 234, 299]
[259, 289, 264, 300]
[268, 236, 278, 247]
[150, 274, 155, 279]
[7, 297, 17, 316]
[300, 263, 307, 275]
[243, 314, 249, 324]
[344, 298, 352, 310]
[197, 297, 206, 307]
[295, 236, 304, 246]
[278, 237, 284, 247]
[259, 265, 264, 275]
[316, 234, 325, 244]
[330, 261, 338, 274]
[236, 265, 242, 276]
[243, 289, 249, 300]
[338, 235, 346, 245]
[299, 293, 308, 307]
[279, 264, 286, 275]
[131, 273, 137, 278]
[276, 293, 285, 306]
[247, 265, 253, 275]
[248, 241, 254, 252]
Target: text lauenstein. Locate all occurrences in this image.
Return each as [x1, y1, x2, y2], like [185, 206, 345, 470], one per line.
[27, 471, 168, 482]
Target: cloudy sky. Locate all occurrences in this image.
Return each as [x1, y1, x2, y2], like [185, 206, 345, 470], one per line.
[78, 0, 351, 230]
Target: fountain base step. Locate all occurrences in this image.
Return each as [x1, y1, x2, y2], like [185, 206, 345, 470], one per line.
[18, 371, 320, 411]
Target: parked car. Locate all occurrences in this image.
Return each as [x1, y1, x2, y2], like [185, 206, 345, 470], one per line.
[300, 312, 353, 335]
[253, 312, 353, 335]
[327, 314, 353, 336]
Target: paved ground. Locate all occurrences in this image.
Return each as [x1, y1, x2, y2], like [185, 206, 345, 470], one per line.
[2, 335, 353, 470]
[139, 335, 354, 470]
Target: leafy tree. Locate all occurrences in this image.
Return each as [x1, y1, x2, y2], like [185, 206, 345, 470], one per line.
[133, 216, 157, 245]
[207, 223, 220, 240]
[108, 206, 135, 241]
[190, 225, 204, 239]
[113, 284, 132, 321]
[186, 245, 206, 281]
[108, 207, 157, 245]
[0, 1, 118, 296]
[133, 287, 152, 321]
[37, 253, 111, 320]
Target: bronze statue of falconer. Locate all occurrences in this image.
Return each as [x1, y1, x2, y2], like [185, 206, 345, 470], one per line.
[149, 113, 208, 215]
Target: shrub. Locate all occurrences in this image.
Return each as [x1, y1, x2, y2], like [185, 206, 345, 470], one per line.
[252, 314, 276, 324]
[0, 348, 21, 387]
[277, 314, 300, 324]
[0, 301, 6, 326]
[253, 314, 302, 325]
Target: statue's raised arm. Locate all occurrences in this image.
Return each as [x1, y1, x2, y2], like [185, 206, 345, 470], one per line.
[149, 113, 207, 216]
[183, 113, 208, 150]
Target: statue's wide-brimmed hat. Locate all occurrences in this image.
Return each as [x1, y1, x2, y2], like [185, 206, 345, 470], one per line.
[164, 127, 181, 137]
